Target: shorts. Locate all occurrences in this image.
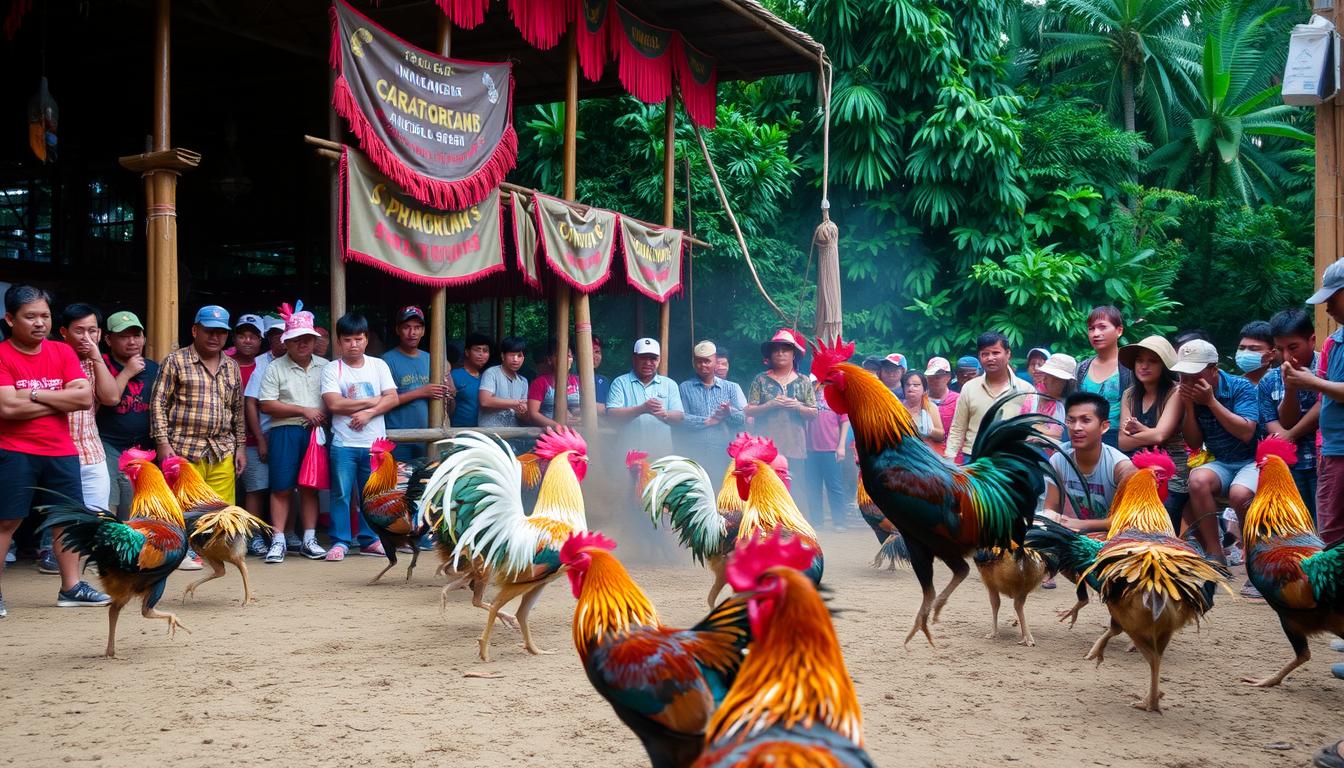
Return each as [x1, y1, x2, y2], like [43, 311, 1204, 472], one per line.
[80, 460, 111, 511]
[0, 449, 83, 520]
[241, 445, 268, 494]
[1194, 458, 1258, 494]
[103, 442, 134, 511]
[267, 425, 309, 493]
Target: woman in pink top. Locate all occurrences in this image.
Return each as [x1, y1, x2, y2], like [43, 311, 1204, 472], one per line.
[804, 375, 850, 530]
[923, 357, 958, 455]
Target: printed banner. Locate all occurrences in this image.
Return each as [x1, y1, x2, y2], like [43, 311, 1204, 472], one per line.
[512, 194, 541, 290]
[330, 0, 516, 209]
[340, 148, 505, 287]
[615, 5, 674, 105]
[534, 193, 618, 293]
[620, 218, 683, 302]
[675, 37, 718, 129]
[576, 0, 613, 82]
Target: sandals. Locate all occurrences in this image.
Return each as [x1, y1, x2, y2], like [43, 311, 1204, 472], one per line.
[1313, 741, 1344, 768]
[324, 544, 347, 562]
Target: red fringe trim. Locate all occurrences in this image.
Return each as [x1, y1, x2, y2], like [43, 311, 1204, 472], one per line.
[508, 0, 574, 51]
[3, 0, 30, 39]
[533, 195, 616, 294]
[616, 20, 672, 104]
[617, 225, 685, 302]
[436, 0, 490, 29]
[674, 37, 718, 129]
[576, 0, 613, 82]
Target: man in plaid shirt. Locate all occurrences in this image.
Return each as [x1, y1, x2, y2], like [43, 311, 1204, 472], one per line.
[150, 305, 246, 502]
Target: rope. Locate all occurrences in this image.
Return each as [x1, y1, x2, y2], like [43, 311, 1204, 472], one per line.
[818, 54, 833, 220]
[685, 155, 695, 346]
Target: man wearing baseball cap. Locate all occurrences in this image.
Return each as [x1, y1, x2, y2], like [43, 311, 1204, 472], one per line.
[878, 353, 907, 397]
[150, 304, 246, 505]
[1172, 339, 1258, 571]
[677, 340, 745, 475]
[607, 338, 683, 456]
[97, 310, 160, 519]
[923, 357, 958, 453]
[226, 314, 270, 538]
[952, 356, 981, 393]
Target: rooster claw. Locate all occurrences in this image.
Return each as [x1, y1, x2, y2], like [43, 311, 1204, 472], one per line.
[499, 613, 520, 632]
[1240, 676, 1281, 688]
[522, 645, 555, 656]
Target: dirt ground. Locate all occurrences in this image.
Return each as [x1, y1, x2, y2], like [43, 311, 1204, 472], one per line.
[1, 524, 1340, 768]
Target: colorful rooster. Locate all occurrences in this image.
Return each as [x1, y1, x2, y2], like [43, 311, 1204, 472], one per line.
[1240, 437, 1344, 687]
[857, 477, 908, 570]
[810, 336, 1053, 645]
[419, 427, 588, 661]
[38, 448, 189, 657]
[162, 456, 271, 605]
[561, 531, 751, 768]
[972, 544, 1047, 647]
[359, 439, 442, 585]
[695, 532, 874, 767]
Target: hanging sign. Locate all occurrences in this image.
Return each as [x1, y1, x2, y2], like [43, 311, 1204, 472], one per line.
[675, 38, 718, 129]
[615, 6, 674, 105]
[620, 218, 684, 302]
[512, 194, 542, 290]
[340, 148, 505, 286]
[576, 0, 613, 82]
[534, 194, 618, 293]
[330, 0, 516, 209]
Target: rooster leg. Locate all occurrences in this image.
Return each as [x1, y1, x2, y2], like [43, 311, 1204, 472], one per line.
[706, 558, 727, 609]
[367, 561, 397, 586]
[1242, 620, 1310, 687]
[142, 604, 190, 640]
[1131, 641, 1165, 713]
[233, 556, 257, 605]
[404, 546, 420, 583]
[930, 557, 969, 624]
[477, 582, 532, 662]
[471, 572, 518, 631]
[1013, 595, 1035, 647]
[983, 587, 1001, 640]
[514, 583, 555, 656]
[181, 558, 226, 603]
[1084, 618, 1122, 667]
[105, 601, 124, 658]
[1057, 586, 1089, 627]
[904, 543, 936, 647]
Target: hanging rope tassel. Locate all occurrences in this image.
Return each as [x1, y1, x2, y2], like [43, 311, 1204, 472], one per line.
[812, 56, 842, 344]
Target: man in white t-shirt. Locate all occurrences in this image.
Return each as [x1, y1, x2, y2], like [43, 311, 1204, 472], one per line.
[319, 313, 398, 561]
[1043, 391, 1136, 534]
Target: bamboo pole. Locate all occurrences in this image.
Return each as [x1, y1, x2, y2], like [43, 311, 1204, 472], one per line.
[428, 17, 452, 429]
[564, 30, 597, 434]
[658, 95, 675, 376]
[328, 72, 346, 341]
[1316, 1, 1343, 345]
[148, 0, 176, 357]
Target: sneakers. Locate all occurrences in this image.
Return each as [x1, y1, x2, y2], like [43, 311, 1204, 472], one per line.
[1330, 639, 1344, 653]
[5, 542, 14, 564]
[359, 540, 386, 557]
[264, 541, 286, 564]
[178, 550, 203, 571]
[1041, 576, 1057, 589]
[247, 535, 269, 557]
[0, 593, 6, 618]
[324, 544, 347, 562]
[299, 539, 327, 560]
[1225, 545, 1244, 567]
[56, 581, 111, 607]
[285, 533, 302, 552]
[1240, 580, 1264, 600]
[37, 550, 59, 574]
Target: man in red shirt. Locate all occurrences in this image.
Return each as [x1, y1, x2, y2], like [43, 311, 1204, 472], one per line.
[0, 285, 111, 617]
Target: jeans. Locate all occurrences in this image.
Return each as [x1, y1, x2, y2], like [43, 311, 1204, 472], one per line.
[803, 452, 848, 527]
[1318, 457, 1344, 546]
[328, 444, 377, 548]
[1292, 467, 1318, 525]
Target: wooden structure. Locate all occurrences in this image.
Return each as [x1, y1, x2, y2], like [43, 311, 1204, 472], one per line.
[1316, 2, 1343, 342]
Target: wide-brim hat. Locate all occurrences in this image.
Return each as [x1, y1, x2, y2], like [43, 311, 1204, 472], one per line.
[281, 327, 319, 343]
[1037, 353, 1078, 381]
[1119, 335, 1178, 371]
[760, 328, 805, 358]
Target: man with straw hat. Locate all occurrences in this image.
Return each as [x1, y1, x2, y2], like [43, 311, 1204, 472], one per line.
[1117, 335, 1188, 530]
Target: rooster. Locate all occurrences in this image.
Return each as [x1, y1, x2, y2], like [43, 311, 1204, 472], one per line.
[161, 456, 270, 605]
[359, 439, 445, 585]
[858, 477, 908, 570]
[1239, 437, 1344, 687]
[695, 532, 875, 767]
[38, 448, 189, 657]
[972, 544, 1047, 647]
[1041, 458, 1231, 712]
[420, 427, 588, 661]
[810, 336, 1053, 645]
[644, 435, 816, 608]
[561, 531, 751, 768]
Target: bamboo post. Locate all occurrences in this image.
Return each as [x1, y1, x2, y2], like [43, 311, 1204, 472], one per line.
[565, 31, 597, 434]
[148, 0, 176, 357]
[1316, 2, 1344, 343]
[428, 18, 452, 429]
[328, 72, 346, 340]
[658, 95, 675, 375]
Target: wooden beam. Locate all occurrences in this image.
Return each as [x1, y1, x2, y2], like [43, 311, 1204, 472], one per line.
[428, 17, 452, 430]
[1316, 2, 1343, 345]
[565, 29, 599, 434]
[387, 427, 542, 443]
[658, 95, 675, 376]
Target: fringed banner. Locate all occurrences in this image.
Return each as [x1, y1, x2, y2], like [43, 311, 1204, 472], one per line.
[675, 37, 718, 129]
[576, 0, 613, 82]
[619, 217, 684, 302]
[512, 193, 541, 290]
[508, 0, 573, 50]
[534, 194, 618, 293]
[615, 5, 674, 104]
[436, 0, 489, 29]
[341, 148, 505, 287]
[330, 0, 516, 209]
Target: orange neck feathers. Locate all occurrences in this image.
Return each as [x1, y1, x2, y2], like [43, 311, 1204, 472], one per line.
[572, 550, 659, 661]
[717, 462, 746, 514]
[130, 467, 185, 526]
[740, 461, 815, 540]
[365, 450, 400, 497]
[834, 363, 916, 453]
[856, 477, 873, 508]
[1243, 457, 1316, 547]
[706, 569, 862, 748]
[170, 461, 224, 509]
[1105, 468, 1173, 538]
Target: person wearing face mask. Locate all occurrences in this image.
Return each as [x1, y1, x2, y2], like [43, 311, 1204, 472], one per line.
[1235, 320, 1276, 386]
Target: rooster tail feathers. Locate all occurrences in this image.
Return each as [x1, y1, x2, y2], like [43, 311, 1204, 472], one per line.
[1024, 518, 1103, 576]
[642, 456, 726, 563]
[687, 593, 753, 695]
[192, 508, 271, 549]
[880, 533, 909, 565]
[35, 500, 110, 556]
[963, 402, 1059, 547]
[1302, 540, 1344, 608]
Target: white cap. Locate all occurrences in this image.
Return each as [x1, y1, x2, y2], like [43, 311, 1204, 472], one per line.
[1171, 340, 1220, 374]
[633, 337, 661, 356]
[692, 340, 717, 359]
[1037, 353, 1077, 381]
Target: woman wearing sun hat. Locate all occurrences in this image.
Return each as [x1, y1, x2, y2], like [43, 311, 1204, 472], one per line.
[1117, 335, 1188, 528]
[1021, 353, 1077, 441]
[745, 328, 817, 471]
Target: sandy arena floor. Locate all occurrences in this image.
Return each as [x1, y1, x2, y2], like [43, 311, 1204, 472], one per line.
[1, 524, 1340, 767]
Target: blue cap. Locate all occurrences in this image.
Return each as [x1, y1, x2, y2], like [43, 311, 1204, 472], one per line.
[194, 305, 231, 330]
[956, 356, 981, 371]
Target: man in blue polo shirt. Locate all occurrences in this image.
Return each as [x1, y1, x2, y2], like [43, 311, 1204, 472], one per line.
[1293, 260, 1344, 550]
[1174, 339, 1258, 573]
[606, 338, 683, 457]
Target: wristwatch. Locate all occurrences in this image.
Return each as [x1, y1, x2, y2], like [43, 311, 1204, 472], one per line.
[29, 388, 39, 403]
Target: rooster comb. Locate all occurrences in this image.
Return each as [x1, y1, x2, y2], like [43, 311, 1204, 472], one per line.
[371, 438, 396, 454]
[733, 435, 779, 468]
[624, 450, 648, 469]
[1132, 448, 1176, 476]
[559, 530, 617, 565]
[808, 336, 856, 380]
[534, 426, 587, 460]
[118, 447, 157, 473]
[726, 529, 816, 592]
[1256, 435, 1298, 467]
[726, 432, 755, 458]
